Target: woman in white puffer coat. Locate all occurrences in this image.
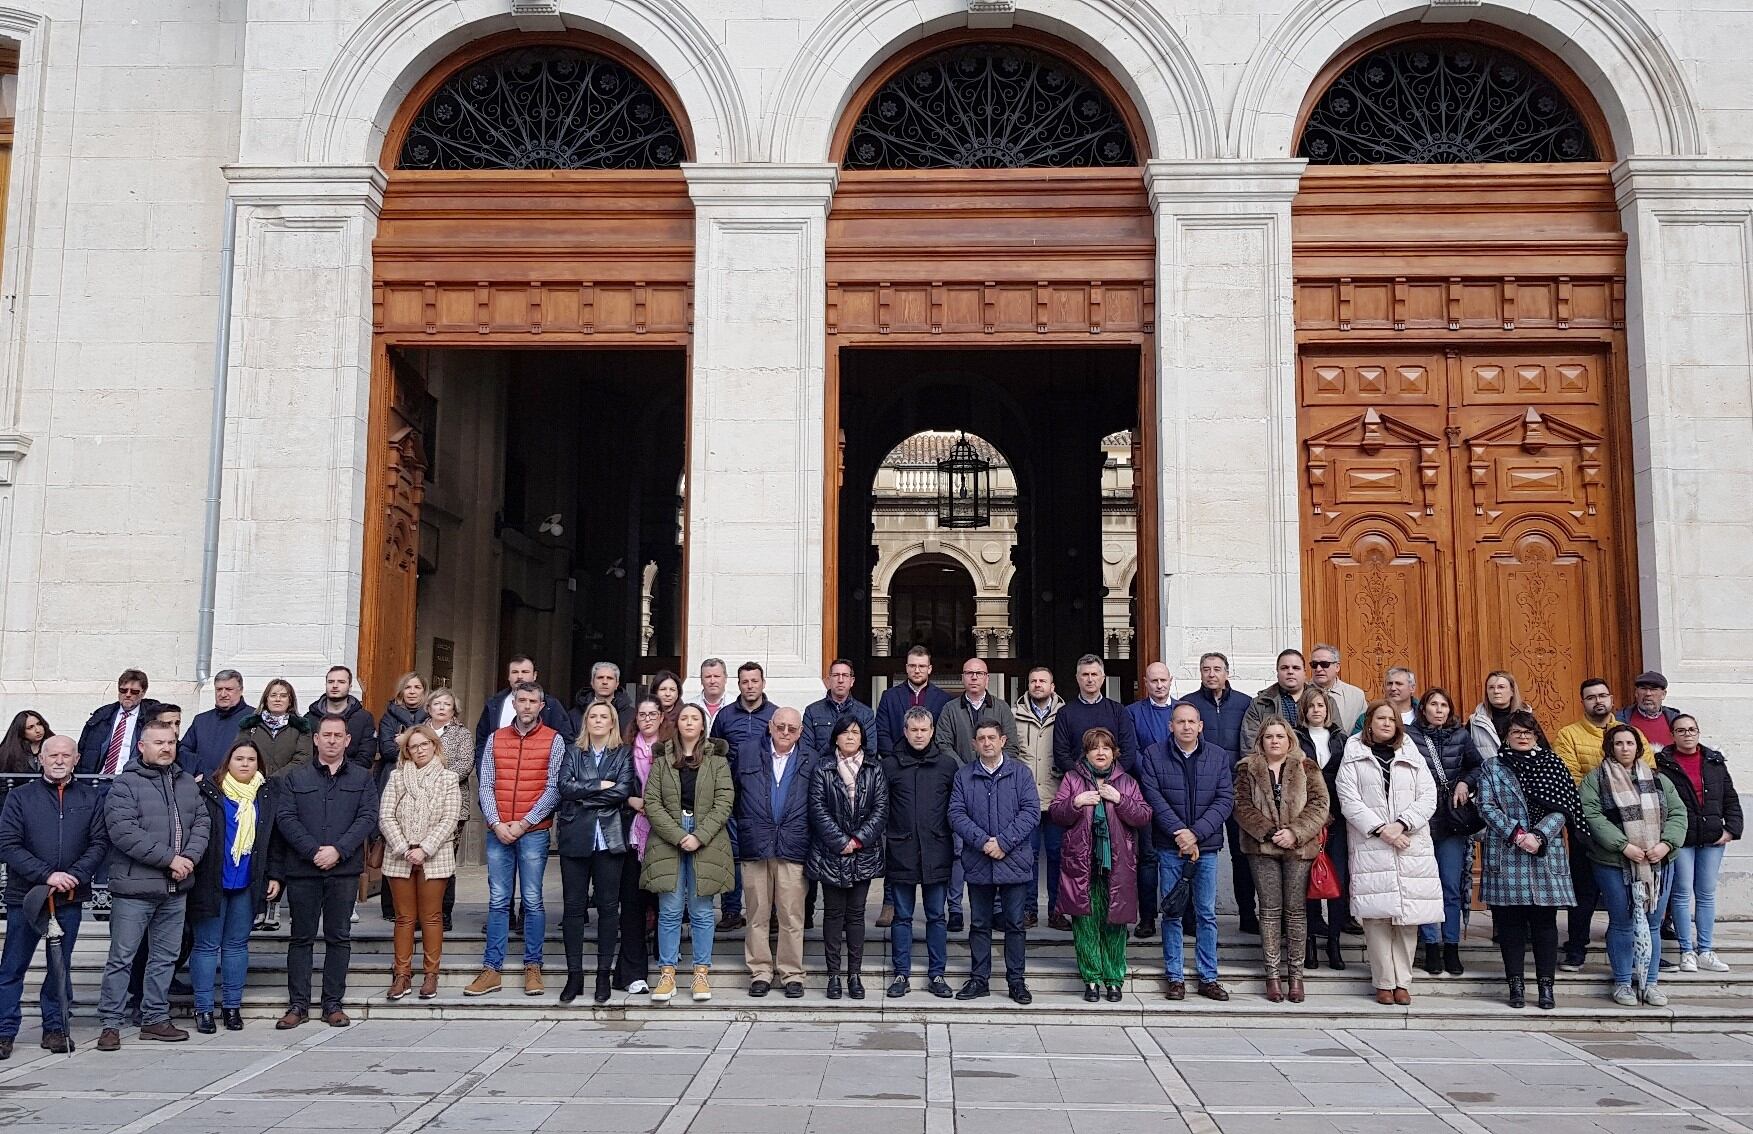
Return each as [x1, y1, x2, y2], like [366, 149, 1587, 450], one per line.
[1336, 701, 1442, 1005]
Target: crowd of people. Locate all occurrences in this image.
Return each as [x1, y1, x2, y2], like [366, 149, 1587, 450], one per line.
[0, 646, 1740, 1052]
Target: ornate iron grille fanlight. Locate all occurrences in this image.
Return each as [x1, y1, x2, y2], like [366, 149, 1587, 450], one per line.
[844, 43, 1136, 169]
[1298, 39, 1597, 165]
[937, 433, 993, 529]
[398, 46, 686, 170]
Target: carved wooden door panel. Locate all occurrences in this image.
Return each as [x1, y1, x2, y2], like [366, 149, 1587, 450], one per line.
[359, 348, 429, 712]
[1451, 350, 1617, 723]
[1300, 345, 1624, 708]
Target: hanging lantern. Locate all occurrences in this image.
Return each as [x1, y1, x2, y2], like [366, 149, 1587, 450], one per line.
[936, 432, 992, 528]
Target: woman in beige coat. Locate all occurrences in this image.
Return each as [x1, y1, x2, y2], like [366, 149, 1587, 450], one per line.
[378, 723, 463, 1001]
[1233, 719, 1330, 1003]
[1336, 701, 1441, 1005]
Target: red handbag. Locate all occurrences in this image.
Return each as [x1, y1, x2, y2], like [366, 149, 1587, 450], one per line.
[1307, 828, 1342, 901]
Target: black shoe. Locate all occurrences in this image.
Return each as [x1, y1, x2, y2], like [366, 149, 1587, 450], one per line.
[559, 973, 585, 1004]
[442, 914, 453, 933]
[1421, 942, 1444, 976]
[720, 913, 746, 932]
[1104, 985, 1123, 1003]
[1008, 983, 1032, 1005]
[170, 978, 193, 998]
[594, 972, 612, 1005]
[1537, 979, 1555, 1011]
[222, 1009, 243, 1031]
[1326, 941, 1347, 971]
[1305, 940, 1320, 971]
[749, 980, 771, 998]
[955, 979, 989, 1001]
[825, 977, 842, 1001]
[40, 1031, 69, 1052]
[804, 909, 815, 930]
[195, 1012, 216, 1035]
[0, 1038, 11, 1060]
[1134, 921, 1157, 941]
[928, 976, 953, 999]
[1083, 983, 1100, 1003]
[1344, 918, 1364, 936]
[783, 982, 804, 999]
[847, 977, 865, 1000]
[1443, 943, 1464, 976]
[1507, 975, 1526, 1009]
[887, 976, 910, 998]
[1238, 918, 1260, 937]
[948, 912, 964, 933]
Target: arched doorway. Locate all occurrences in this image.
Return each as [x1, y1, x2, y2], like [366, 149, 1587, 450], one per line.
[824, 32, 1159, 700]
[889, 556, 979, 663]
[1292, 27, 1639, 717]
[358, 32, 694, 712]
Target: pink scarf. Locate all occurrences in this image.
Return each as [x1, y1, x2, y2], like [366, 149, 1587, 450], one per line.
[837, 751, 864, 806]
[630, 733, 656, 857]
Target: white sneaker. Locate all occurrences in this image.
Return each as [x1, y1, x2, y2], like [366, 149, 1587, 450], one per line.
[626, 980, 650, 994]
[350, 910, 360, 924]
[1611, 984, 1639, 1006]
[1698, 951, 1731, 973]
[1643, 985, 1669, 1007]
[1679, 951, 1698, 973]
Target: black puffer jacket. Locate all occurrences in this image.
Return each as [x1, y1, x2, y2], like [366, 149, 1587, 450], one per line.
[1656, 744, 1744, 847]
[1408, 720, 1482, 840]
[555, 743, 633, 857]
[880, 741, 957, 886]
[806, 756, 888, 888]
[188, 777, 271, 921]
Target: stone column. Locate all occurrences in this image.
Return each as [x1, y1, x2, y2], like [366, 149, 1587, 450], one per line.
[683, 164, 837, 707]
[1145, 160, 1307, 688]
[1615, 157, 1753, 918]
[211, 165, 383, 701]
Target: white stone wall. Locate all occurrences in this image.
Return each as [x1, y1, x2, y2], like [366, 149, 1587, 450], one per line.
[0, 0, 1750, 746]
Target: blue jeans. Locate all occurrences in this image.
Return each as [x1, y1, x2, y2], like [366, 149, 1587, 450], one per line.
[1670, 844, 1726, 954]
[723, 818, 742, 916]
[657, 815, 716, 968]
[1593, 861, 1673, 988]
[485, 828, 550, 970]
[1419, 834, 1470, 945]
[1159, 853, 1219, 984]
[190, 887, 254, 1011]
[0, 902, 80, 1039]
[889, 882, 947, 978]
[1031, 823, 1063, 918]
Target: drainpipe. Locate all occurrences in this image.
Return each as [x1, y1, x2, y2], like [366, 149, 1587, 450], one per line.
[194, 195, 239, 684]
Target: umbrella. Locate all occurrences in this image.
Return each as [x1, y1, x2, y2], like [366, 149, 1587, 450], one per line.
[22, 884, 74, 1053]
[1628, 870, 1654, 995]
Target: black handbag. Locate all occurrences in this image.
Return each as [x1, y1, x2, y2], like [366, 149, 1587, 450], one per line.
[1419, 735, 1484, 837]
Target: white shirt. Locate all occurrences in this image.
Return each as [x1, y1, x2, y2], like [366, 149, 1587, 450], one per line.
[498, 694, 517, 729]
[1306, 725, 1335, 768]
[107, 705, 139, 773]
[771, 748, 796, 784]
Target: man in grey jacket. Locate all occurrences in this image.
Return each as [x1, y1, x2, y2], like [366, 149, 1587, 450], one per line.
[95, 719, 210, 1051]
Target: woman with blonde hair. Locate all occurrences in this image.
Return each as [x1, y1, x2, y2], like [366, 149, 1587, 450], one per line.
[378, 723, 463, 1001]
[422, 687, 472, 932]
[1336, 701, 1442, 1004]
[1468, 670, 1549, 763]
[374, 672, 428, 921]
[1234, 718, 1330, 1002]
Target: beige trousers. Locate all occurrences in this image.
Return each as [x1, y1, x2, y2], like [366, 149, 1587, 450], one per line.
[742, 859, 806, 984]
[1362, 919, 1418, 991]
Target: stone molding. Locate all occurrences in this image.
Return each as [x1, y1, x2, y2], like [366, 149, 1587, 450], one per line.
[764, 0, 1220, 163]
[683, 163, 839, 209]
[1613, 158, 1753, 206]
[0, 431, 31, 486]
[1144, 159, 1309, 210]
[1228, 0, 1702, 160]
[224, 164, 389, 211]
[298, 0, 750, 166]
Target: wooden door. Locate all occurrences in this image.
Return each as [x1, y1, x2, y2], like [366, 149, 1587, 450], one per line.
[357, 347, 429, 711]
[1299, 344, 1622, 711]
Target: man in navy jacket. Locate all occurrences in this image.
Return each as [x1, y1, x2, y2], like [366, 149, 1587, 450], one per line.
[473, 655, 572, 764]
[76, 669, 160, 776]
[177, 670, 250, 779]
[733, 709, 813, 998]
[0, 737, 108, 1056]
[1138, 703, 1233, 1003]
[801, 660, 877, 759]
[873, 647, 952, 758]
[949, 722, 1039, 1005]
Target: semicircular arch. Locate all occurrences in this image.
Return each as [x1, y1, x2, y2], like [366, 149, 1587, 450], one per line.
[873, 541, 994, 598]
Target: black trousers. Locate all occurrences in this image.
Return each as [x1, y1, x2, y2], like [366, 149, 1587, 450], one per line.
[1564, 836, 1599, 960]
[968, 882, 1028, 986]
[286, 874, 355, 1012]
[821, 881, 870, 976]
[614, 853, 650, 989]
[561, 851, 625, 975]
[1306, 821, 1349, 944]
[1225, 816, 1258, 926]
[1494, 904, 1559, 983]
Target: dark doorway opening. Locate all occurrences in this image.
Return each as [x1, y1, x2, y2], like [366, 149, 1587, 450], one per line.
[837, 346, 1142, 704]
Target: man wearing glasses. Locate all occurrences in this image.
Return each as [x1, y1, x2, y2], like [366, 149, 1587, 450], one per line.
[732, 708, 813, 998]
[1308, 644, 1366, 736]
[77, 670, 160, 777]
[934, 659, 1019, 932]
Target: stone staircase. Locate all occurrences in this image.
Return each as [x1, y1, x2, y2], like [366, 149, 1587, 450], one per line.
[21, 907, 1753, 1032]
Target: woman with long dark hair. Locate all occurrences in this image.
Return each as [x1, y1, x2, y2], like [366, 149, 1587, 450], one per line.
[807, 715, 888, 1000]
[1408, 687, 1482, 977]
[189, 738, 275, 1032]
[0, 711, 51, 776]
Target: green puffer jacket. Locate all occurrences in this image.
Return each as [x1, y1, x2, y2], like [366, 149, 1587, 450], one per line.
[639, 738, 737, 898]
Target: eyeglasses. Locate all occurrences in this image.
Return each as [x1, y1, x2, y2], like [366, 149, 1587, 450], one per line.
[773, 723, 800, 732]
[1309, 660, 1335, 669]
[1674, 726, 1701, 735]
[119, 686, 145, 696]
[961, 670, 986, 677]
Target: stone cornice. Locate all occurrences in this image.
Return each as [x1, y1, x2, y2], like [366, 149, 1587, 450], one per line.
[1613, 157, 1753, 208]
[223, 164, 389, 211]
[0, 430, 32, 486]
[1144, 159, 1308, 212]
[683, 163, 839, 209]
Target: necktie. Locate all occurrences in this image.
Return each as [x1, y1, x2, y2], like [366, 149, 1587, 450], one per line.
[102, 707, 131, 775]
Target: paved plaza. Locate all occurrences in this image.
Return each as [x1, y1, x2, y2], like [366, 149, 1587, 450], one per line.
[0, 1018, 1748, 1134]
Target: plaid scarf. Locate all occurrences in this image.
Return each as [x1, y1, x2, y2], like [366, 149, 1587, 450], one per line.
[836, 751, 864, 807]
[1597, 757, 1664, 905]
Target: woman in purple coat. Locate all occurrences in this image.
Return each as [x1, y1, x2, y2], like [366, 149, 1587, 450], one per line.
[1049, 727, 1153, 1003]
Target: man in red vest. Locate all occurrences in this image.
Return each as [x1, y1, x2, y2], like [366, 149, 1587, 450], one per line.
[465, 683, 564, 998]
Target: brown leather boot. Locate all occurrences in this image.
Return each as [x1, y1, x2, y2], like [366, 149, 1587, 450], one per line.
[1287, 976, 1305, 1003]
[1264, 976, 1284, 1003]
[388, 971, 413, 1001]
[418, 972, 440, 1000]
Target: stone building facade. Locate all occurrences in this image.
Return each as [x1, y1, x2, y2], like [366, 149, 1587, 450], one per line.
[0, 0, 1746, 750]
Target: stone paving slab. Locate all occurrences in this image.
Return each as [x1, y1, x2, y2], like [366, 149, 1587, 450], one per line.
[0, 1019, 1746, 1133]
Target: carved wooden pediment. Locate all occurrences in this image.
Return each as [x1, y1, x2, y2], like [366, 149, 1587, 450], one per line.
[1305, 408, 1443, 517]
[1465, 409, 1603, 518]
